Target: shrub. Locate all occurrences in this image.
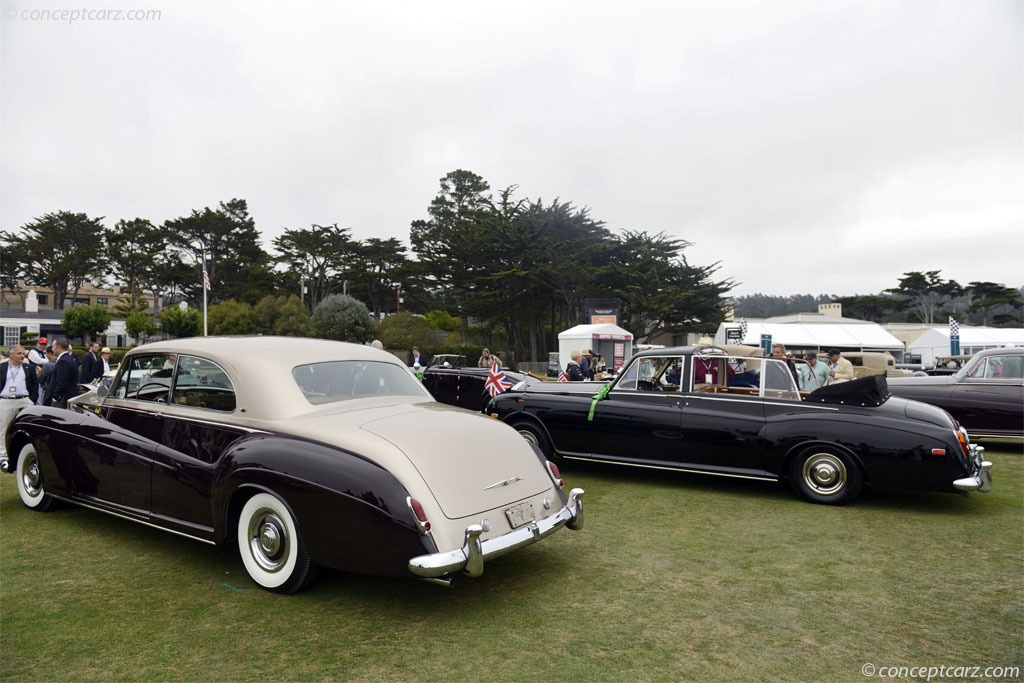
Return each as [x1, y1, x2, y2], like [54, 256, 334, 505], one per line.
[126, 310, 158, 340]
[62, 304, 112, 344]
[424, 310, 461, 333]
[207, 300, 259, 336]
[254, 295, 314, 337]
[159, 306, 201, 338]
[378, 312, 442, 350]
[312, 294, 375, 343]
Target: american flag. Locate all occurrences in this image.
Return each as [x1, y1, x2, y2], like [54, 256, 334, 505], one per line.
[484, 362, 514, 397]
[949, 316, 959, 336]
[203, 266, 211, 291]
[557, 365, 568, 383]
[740, 318, 748, 342]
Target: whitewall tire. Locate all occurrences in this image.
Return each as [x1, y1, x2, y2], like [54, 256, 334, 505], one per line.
[237, 492, 317, 594]
[16, 443, 55, 511]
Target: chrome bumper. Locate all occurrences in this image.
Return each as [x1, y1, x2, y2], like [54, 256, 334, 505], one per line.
[953, 444, 992, 493]
[408, 487, 584, 579]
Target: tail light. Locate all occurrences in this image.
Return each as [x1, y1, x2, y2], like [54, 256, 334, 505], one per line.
[407, 497, 430, 533]
[955, 429, 970, 459]
[547, 461, 564, 488]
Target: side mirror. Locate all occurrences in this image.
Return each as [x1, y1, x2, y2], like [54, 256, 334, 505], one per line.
[97, 385, 109, 399]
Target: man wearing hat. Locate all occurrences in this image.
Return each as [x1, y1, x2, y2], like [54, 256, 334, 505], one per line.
[827, 348, 855, 384]
[477, 348, 502, 368]
[99, 347, 112, 375]
[26, 337, 50, 404]
[798, 352, 829, 391]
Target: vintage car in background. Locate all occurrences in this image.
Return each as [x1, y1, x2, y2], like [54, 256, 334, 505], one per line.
[5, 338, 583, 593]
[485, 346, 992, 506]
[420, 354, 531, 412]
[840, 352, 915, 379]
[924, 355, 975, 376]
[888, 347, 1023, 439]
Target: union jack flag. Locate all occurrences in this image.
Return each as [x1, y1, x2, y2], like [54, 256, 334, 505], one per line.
[484, 362, 514, 397]
[557, 365, 568, 383]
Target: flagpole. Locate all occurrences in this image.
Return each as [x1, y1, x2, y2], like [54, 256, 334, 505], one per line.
[202, 248, 208, 337]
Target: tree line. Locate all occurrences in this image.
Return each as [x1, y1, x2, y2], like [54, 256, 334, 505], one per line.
[734, 272, 1022, 326]
[0, 170, 735, 361]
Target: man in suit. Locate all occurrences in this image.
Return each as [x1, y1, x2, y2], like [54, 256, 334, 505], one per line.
[80, 341, 102, 383]
[44, 338, 79, 409]
[409, 346, 426, 368]
[827, 348, 856, 385]
[0, 345, 39, 471]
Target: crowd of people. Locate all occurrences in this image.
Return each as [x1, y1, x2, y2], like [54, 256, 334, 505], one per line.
[0, 337, 113, 471]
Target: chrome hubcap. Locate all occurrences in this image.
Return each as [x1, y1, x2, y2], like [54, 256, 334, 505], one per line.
[802, 454, 847, 496]
[248, 509, 288, 572]
[22, 456, 41, 497]
[518, 430, 539, 446]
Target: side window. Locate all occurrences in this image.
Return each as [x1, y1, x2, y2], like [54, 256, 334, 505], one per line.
[172, 355, 236, 412]
[615, 357, 677, 391]
[615, 360, 641, 390]
[110, 354, 176, 402]
[967, 359, 988, 378]
[763, 359, 799, 400]
[984, 355, 1022, 379]
[690, 357, 726, 390]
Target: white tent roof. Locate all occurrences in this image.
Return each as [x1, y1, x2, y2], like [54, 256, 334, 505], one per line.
[714, 321, 903, 351]
[557, 323, 633, 340]
[909, 327, 1024, 351]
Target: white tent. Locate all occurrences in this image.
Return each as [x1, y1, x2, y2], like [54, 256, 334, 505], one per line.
[908, 327, 1024, 366]
[713, 321, 904, 353]
[557, 323, 633, 372]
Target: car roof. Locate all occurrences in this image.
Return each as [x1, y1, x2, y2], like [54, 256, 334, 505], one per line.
[132, 336, 392, 371]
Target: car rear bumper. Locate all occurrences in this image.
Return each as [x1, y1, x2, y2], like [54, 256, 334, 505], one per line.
[953, 444, 993, 493]
[408, 487, 584, 579]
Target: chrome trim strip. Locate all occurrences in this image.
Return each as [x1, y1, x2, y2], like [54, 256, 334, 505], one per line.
[408, 488, 584, 579]
[49, 495, 217, 545]
[482, 476, 524, 490]
[103, 403, 270, 434]
[562, 455, 779, 481]
[686, 395, 840, 410]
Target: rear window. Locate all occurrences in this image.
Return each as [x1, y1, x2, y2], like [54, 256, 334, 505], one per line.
[292, 361, 429, 405]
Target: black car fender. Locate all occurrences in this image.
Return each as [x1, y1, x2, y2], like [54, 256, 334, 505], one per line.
[213, 435, 436, 577]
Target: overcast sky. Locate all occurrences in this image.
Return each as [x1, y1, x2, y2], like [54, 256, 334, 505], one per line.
[2, 0, 1021, 297]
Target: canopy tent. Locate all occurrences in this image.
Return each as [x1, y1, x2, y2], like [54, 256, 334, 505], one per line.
[713, 322, 904, 354]
[557, 323, 634, 372]
[908, 327, 1024, 366]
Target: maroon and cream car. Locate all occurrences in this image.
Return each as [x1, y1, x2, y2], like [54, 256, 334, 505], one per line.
[4, 337, 584, 593]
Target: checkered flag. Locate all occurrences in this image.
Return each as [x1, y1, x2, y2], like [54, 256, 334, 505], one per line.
[949, 316, 959, 336]
[740, 318, 748, 342]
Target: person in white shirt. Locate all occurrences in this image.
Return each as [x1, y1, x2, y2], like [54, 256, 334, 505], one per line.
[100, 347, 112, 375]
[0, 345, 39, 471]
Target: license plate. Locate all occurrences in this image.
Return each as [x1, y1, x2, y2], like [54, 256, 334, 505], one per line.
[505, 502, 536, 528]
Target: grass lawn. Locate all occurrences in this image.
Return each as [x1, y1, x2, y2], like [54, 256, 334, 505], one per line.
[1, 443, 1021, 681]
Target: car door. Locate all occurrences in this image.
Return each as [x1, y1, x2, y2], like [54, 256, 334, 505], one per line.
[579, 355, 686, 464]
[951, 354, 1024, 435]
[677, 356, 776, 478]
[150, 354, 248, 538]
[83, 353, 176, 516]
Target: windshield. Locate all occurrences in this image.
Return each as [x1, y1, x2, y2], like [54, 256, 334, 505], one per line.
[292, 361, 429, 405]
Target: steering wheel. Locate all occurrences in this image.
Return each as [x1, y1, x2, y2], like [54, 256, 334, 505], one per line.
[138, 382, 169, 403]
[637, 380, 655, 391]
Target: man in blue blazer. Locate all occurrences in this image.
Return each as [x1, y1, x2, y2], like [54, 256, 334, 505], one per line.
[43, 338, 79, 409]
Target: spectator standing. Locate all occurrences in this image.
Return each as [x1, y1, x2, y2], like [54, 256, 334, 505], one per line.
[566, 350, 585, 381]
[478, 348, 503, 368]
[409, 346, 426, 367]
[370, 339, 384, 349]
[99, 347, 112, 375]
[798, 352, 829, 391]
[43, 338, 78, 409]
[38, 346, 57, 405]
[580, 349, 592, 380]
[0, 345, 39, 471]
[27, 337, 50, 404]
[80, 342, 102, 383]
[772, 343, 799, 383]
[827, 348, 855, 384]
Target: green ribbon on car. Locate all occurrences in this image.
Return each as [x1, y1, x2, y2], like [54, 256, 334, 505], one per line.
[416, 371, 424, 383]
[587, 384, 610, 421]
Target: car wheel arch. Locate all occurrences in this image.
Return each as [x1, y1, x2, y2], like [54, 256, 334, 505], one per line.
[505, 414, 558, 458]
[221, 482, 302, 545]
[6, 430, 33, 471]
